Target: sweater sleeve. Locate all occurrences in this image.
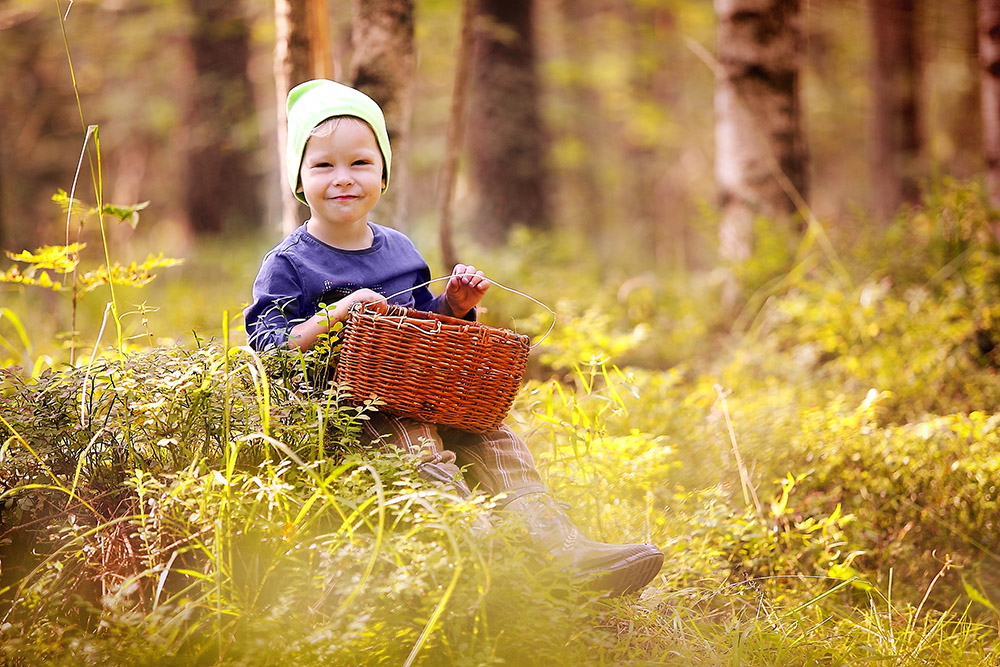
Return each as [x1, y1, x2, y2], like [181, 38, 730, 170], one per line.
[427, 293, 477, 321]
[244, 253, 304, 351]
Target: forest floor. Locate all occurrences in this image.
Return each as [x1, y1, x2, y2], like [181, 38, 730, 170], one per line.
[2, 181, 1000, 665]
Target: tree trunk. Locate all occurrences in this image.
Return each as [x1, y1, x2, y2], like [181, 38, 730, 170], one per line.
[714, 0, 808, 266]
[349, 0, 415, 230]
[184, 0, 263, 236]
[0, 11, 89, 250]
[274, 0, 324, 233]
[626, 4, 688, 269]
[437, 0, 475, 270]
[868, 0, 922, 220]
[468, 0, 550, 246]
[980, 0, 1000, 208]
[552, 0, 606, 244]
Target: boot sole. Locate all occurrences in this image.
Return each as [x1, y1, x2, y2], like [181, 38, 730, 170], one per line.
[576, 546, 664, 597]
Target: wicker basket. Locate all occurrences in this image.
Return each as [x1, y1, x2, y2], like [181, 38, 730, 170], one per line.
[334, 301, 531, 432]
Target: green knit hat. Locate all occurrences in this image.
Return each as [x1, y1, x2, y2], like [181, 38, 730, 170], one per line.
[285, 79, 392, 203]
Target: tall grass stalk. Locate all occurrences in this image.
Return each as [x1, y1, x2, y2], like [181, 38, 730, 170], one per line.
[89, 128, 125, 361]
[0, 309, 43, 374]
[228, 347, 271, 437]
[223, 311, 232, 454]
[714, 383, 762, 520]
[58, 0, 123, 363]
[0, 413, 99, 517]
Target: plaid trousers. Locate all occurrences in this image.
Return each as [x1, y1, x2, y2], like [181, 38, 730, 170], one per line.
[360, 413, 546, 502]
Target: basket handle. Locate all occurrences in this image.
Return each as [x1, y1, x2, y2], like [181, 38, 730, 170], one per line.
[383, 274, 556, 348]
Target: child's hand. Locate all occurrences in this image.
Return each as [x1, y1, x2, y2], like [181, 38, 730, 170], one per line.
[445, 264, 490, 317]
[288, 289, 385, 351]
[330, 288, 386, 321]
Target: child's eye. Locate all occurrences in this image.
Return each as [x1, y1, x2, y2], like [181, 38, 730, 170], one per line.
[312, 161, 332, 169]
[353, 159, 372, 166]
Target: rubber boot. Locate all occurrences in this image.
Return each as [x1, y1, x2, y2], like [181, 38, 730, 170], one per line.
[503, 493, 663, 597]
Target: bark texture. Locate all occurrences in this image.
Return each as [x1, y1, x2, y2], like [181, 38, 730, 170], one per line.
[437, 0, 476, 270]
[714, 0, 808, 264]
[869, 0, 923, 221]
[468, 0, 550, 246]
[274, 0, 324, 232]
[184, 0, 263, 235]
[980, 0, 1000, 208]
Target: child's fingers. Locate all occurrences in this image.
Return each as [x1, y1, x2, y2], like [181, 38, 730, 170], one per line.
[451, 264, 489, 289]
[470, 275, 490, 292]
[352, 288, 386, 305]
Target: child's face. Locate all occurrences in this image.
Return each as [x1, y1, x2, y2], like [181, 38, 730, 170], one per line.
[299, 118, 384, 232]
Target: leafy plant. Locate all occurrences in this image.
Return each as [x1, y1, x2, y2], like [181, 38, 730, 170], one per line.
[1, 168, 180, 369]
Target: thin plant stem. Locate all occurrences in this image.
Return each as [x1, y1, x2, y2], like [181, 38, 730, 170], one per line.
[714, 384, 763, 520]
[90, 127, 123, 359]
[63, 125, 96, 364]
[223, 310, 232, 456]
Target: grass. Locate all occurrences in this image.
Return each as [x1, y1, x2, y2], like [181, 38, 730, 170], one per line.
[3, 183, 1000, 665]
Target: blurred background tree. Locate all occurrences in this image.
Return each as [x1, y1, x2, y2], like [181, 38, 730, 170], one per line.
[981, 0, 1000, 207]
[0, 0, 994, 276]
[714, 0, 808, 281]
[349, 0, 416, 229]
[868, 0, 922, 221]
[184, 0, 264, 236]
[273, 0, 326, 232]
[466, 0, 550, 247]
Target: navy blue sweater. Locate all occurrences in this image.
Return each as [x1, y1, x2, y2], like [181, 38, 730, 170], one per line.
[244, 223, 459, 351]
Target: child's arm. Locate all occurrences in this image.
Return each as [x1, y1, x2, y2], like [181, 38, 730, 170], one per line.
[442, 264, 490, 318]
[288, 288, 385, 351]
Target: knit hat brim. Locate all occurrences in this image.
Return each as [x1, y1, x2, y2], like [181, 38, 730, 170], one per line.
[285, 79, 392, 204]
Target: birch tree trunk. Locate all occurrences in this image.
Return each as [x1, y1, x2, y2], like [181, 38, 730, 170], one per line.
[869, 0, 922, 221]
[980, 0, 1000, 208]
[714, 0, 808, 266]
[350, 0, 415, 229]
[468, 0, 550, 246]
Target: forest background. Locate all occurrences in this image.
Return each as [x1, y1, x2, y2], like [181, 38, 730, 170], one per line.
[2, 0, 992, 310]
[3, 0, 1000, 665]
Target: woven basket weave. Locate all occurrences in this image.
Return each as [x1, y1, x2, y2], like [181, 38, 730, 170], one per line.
[334, 301, 531, 432]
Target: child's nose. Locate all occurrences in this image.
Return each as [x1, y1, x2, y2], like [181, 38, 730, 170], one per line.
[332, 166, 354, 186]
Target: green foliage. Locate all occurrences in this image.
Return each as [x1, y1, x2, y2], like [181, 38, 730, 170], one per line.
[5, 180, 1000, 664]
[52, 189, 151, 231]
[466, 229, 721, 373]
[0, 184, 181, 370]
[0, 343, 578, 665]
[8, 339, 997, 666]
[793, 404, 1000, 597]
[0, 240, 179, 309]
[732, 180, 1000, 423]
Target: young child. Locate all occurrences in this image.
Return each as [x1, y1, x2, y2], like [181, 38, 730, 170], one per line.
[245, 79, 663, 596]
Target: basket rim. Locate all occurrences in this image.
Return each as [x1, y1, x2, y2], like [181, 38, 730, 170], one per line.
[348, 301, 531, 344]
